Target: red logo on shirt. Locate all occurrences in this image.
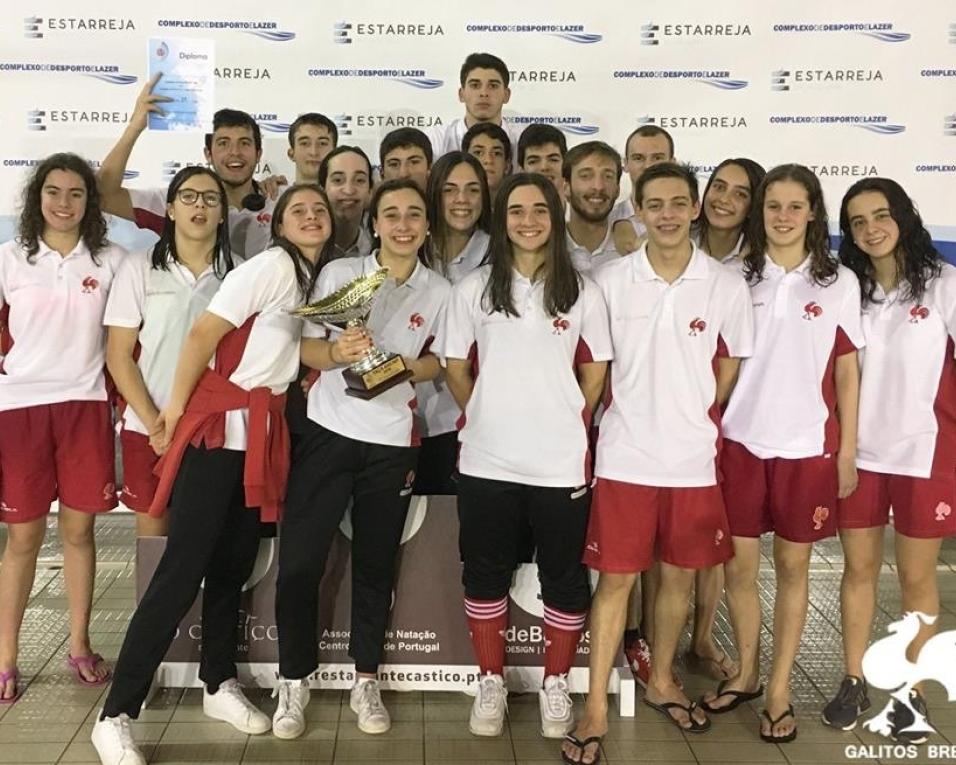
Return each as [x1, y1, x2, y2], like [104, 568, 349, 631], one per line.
[552, 317, 570, 334]
[81, 276, 99, 293]
[935, 502, 952, 522]
[803, 301, 823, 320]
[688, 317, 707, 336]
[909, 305, 930, 324]
[812, 505, 830, 530]
[256, 212, 272, 225]
[408, 313, 425, 330]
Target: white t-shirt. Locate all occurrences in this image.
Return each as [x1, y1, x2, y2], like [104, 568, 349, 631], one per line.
[443, 265, 613, 487]
[206, 247, 305, 450]
[305, 253, 451, 447]
[722, 256, 864, 459]
[0, 238, 127, 411]
[103, 249, 230, 435]
[129, 187, 276, 261]
[594, 244, 754, 487]
[856, 264, 956, 478]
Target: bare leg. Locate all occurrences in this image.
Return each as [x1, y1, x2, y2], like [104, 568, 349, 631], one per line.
[895, 532, 944, 672]
[0, 516, 46, 698]
[639, 564, 660, 642]
[837, 527, 883, 677]
[690, 565, 737, 678]
[135, 513, 168, 537]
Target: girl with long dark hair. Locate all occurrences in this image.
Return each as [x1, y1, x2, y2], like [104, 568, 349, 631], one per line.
[695, 158, 766, 262]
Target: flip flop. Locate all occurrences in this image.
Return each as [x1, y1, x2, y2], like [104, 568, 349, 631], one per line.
[561, 733, 603, 765]
[760, 705, 798, 743]
[685, 649, 738, 681]
[66, 653, 112, 687]
[644, 698, 712, 733]
[699, 679, 765, 714]
[0, 668, 22, 705]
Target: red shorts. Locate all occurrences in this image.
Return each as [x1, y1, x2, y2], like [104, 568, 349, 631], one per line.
[583, 477, 732, 572]
[0, 401, 117, 523]
[119, 429, 159, 513]
[721, 439, 837, 543]
[839, 469, 956, 539]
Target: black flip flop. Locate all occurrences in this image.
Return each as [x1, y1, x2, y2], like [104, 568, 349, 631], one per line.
[644, 698, 712, 733]
[760, 705, 798, 743]
[699, 679, 765, 714]
[561, 733, 603, 765]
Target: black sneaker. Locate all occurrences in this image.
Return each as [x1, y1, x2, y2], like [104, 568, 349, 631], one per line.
[889, 689, 931, 745]
[821, 675, 871, 730]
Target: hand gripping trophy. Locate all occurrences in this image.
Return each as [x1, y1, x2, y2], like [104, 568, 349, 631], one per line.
[293, 268, 414, 399]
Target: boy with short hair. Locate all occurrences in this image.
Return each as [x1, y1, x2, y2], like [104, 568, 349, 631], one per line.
[379, 128, 433, 191]
[287, 113, 338, 183]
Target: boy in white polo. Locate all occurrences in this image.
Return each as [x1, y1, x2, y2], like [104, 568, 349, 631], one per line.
[564, 163, 753, 763]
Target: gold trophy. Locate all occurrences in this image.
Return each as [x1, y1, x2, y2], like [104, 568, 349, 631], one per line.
[294, 268, 414, 399]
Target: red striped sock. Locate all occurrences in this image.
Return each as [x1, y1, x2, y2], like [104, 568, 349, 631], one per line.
[464, 597, 508, 676]
[543, 605, 586, 678]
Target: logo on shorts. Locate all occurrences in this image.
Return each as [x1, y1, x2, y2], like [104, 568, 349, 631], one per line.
[688, 317, 707, 336]
[935, 501, 952, 522]
[803, 301, 823, 320]
[552, 317, 570, 334]
[0, 500, 17, 514]
[408, 312, 425, 330]
[909, 304, 930, 323]
[81, 276, 99, 293]
[121, 484, 137, 500]
[256, 211, 271, 225]
[715, 528, 725, 545]
[585, 540, 600, 555]
[812, 505, 829, 530]
[102, 482, 115, 501]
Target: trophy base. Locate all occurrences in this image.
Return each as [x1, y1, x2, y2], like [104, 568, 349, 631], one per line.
[343, 354, 414, 400]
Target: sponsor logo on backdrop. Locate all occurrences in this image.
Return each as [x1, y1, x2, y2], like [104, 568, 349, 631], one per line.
[333, 113, 443, 138]
[509, 69, 577, 84]
[23, 15, 136, 38]
[950, 22, 956, 43]
[637, 114, 747, 129]
[465, 22, 602, 44]
[333, 21, 445, 44]
[0, 62, 137, 85]
[27, 109, 129, 132]
[772, 21, 910, 42]
[1, 157, 138, 179]
[916, 163, 956, 174]
[157, 19, 294, 41]
[308, 67, 443, 89]
[921, 68, 956, 79]
[216, 67, 271, 80]
[689, 163, 719, 179]
[251, 113, 291, 134]
[806, 164, 879, 178]
[506, 115, 598, 136]
[946, 115, 956, 136]
[768, 114, 905, 134]
[771, 69, 883, 91]
[613, 69, 748, 89]
[640, 21, 752, 45]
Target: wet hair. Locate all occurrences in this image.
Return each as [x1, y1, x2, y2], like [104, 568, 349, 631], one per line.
[838, 177, 941, 306]
[270, 184, 337, 300]
[317, 145, 373, 187]
[17, 152, 109, 262]
[483, 173, 580, 318]
[151, 166, 234, 277]
[204, 108, 262, 152]
[379, 127, 434, 169]
[287, 112, 338, 149]
[744, 164, 837, 287]
[694, 158, 766, 258]
[562, 140, 623, 182]
[459, 52, 510, 88]
[633, 162, 699, 208]
[423, 152, 492, 274]
[624, 124, 675, 159]
[517, 124, 567, 166]
[462, 122, 513, 165]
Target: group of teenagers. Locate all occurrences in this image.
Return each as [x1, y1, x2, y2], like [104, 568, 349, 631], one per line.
[0, 51, 952, 765]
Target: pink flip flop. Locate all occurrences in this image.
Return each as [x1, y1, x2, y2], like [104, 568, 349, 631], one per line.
[0, 668, 22, 704]
[66, 653, 112, 687]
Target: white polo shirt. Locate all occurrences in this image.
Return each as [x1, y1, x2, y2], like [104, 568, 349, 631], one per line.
[206, 247, 304, 450]
[722, 256, 864, 459]
[418, 229, 490, 437]
[609, 196, 646, 242]
[444, 266, 613, 487]
[696, 231, 744, 264]
[567, 226, 620, 273]
[305, 253, 450, 447]
[331, 225, 374, 261]
[856, 264, 956, 478]
[426, 118, 523, 165]
[0, 238, 127, 412]
[103, 249, 230, 435]
[594, 244, 754, 487]
[129, 187, 276, 260]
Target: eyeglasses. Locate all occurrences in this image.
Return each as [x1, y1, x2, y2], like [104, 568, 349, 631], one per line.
[176, 188, 222, 207]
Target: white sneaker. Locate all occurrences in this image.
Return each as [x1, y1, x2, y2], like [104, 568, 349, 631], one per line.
[349, 677, 391, 734]
[538, 674, 573, 738]
[272, 676, 310, 739]
[203, 678, 271, 734]
[91, 713, 146, 765]
[469, 673, 507, 737]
